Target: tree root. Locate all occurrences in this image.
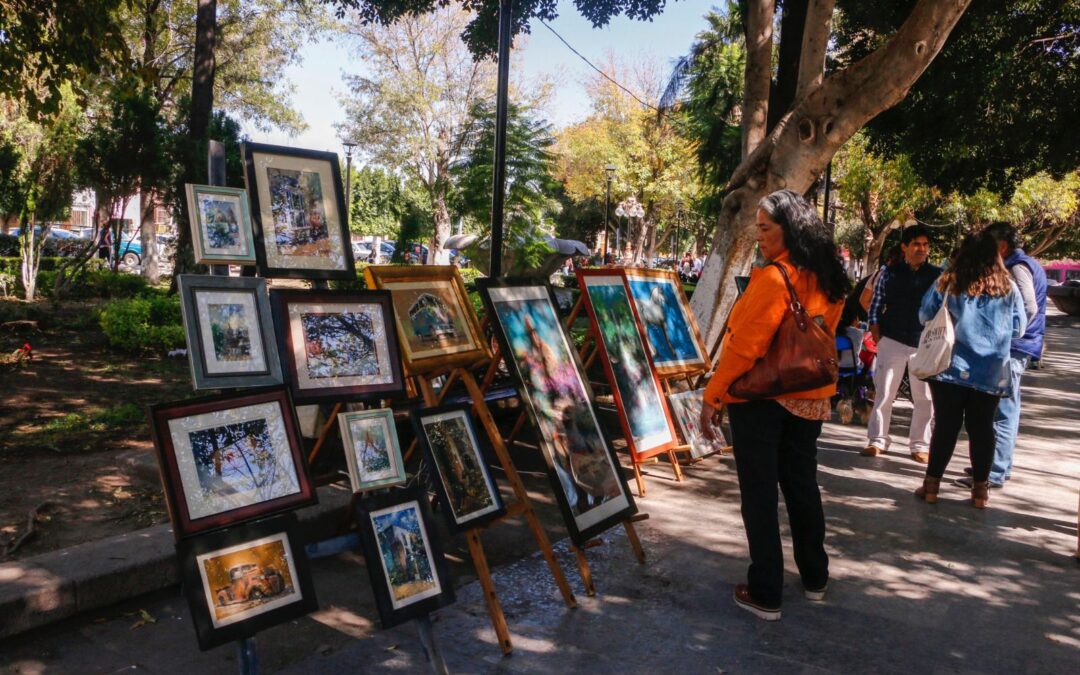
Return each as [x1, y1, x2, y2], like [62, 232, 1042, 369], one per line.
[1, 501, 55, 558]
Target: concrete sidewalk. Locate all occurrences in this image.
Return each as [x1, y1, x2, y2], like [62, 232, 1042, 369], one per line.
[1, 312, 1077, 673]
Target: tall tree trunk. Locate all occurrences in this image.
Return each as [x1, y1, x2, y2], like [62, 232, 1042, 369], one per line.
[140, 1, 162, 284]
[693, 0, 973, 354]
[768, 0, 808, 132]
[741, 0, 775, 158]
[796, 0, 835, 99]
[139, 192, 160, 282]
[430, 191, 452, 265]
[173, 0, 217, 283]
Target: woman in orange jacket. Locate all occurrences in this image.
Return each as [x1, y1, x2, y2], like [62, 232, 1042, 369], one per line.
[701, 189, 849, 621]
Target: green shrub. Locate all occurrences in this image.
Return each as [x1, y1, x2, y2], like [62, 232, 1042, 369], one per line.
[99, 295, 185, 352]
[458, 266, 487, 291]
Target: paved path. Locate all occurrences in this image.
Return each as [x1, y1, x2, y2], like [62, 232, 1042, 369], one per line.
[2, 312, 1077, 674]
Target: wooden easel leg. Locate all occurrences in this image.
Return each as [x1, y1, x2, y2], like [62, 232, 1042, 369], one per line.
[505, 412, 527, 449]
[459, 369, 577, 609]
[633, 460, 646, 497]
[623, 520, 646, 565]
[307, 402, 344, 466]
[571, 545, 597, 597]
[465, 529, 513, 655]
[667, 448, 684, 482]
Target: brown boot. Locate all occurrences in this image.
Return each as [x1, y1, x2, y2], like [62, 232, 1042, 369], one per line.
[914, 477, 941, 504]
[971, 481, 990, 509]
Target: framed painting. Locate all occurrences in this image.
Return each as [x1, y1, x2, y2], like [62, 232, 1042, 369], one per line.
[623, 268, 711, 376]
[337, 408, 407, 493]
[177, 513, 317, 650]
[477, 278, 636, 546]
[269, 289, 405, 402]
[577, 270, 676, 462]
[177, 275, 283, 390]
[184, 184, 257, 266]
[668, 389, 728, 459]
[353, 487, 455, 628]
[149, 386, 316, 539]
[363, 265, 489, 375]
[242, 142, 355, 280]
[411, 403, 505, 533]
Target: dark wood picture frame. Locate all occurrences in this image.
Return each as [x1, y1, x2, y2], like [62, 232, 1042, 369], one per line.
[352, 487, 455, 629]
[242, 141, 356, 280]
[177, 513, 318, 650]
[363, 265, 490, 375]
[622, 267, 712, 377]
[149, 386, 316, 540]
[576, 269, 677, 462]
[268, 288, 405, 402]
[410, 403, 506, 533]
[477, 277, 637, 546]
[178, 274, 284, 390]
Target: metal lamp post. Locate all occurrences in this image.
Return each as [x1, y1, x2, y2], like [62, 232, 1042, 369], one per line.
[602, 163, 615, 262]
[342, 141, 357, 229]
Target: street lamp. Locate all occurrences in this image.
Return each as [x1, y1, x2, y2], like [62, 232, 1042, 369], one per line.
[342, 141, 357, 230]
[602, 164, 616, 262]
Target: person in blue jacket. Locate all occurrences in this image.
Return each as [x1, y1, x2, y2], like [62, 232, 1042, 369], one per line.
[913, 231, 1026, 509]
[951, 222, 1047, 490]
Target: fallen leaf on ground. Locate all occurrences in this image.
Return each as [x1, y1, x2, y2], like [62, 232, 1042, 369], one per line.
[129, 609, 157, 630]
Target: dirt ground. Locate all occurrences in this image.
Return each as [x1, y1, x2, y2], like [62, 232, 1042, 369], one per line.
[0, 300, 192, 561]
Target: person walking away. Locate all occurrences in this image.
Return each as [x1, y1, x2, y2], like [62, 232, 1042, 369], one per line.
[700, 190, 850, 621]
[954, 222, 1046, 490]
[863, 225, 941, 462]
[913, 231, 1026, 508]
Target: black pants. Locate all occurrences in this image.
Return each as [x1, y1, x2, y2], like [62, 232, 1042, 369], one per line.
[728, 400, 828, 607]
[926, 380, 1001, 481]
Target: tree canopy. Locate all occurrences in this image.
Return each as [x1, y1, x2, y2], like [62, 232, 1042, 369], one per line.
[837, 0, 1080, 195]
[322, 0, 669, 57]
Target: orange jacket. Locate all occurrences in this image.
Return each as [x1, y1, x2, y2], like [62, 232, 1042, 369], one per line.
[703, 251, 844, 406]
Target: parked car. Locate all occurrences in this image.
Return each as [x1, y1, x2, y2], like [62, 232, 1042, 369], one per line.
[351, 241, 373, 261]
[214, 563, 285, 606]
[116, 235, 144, 266]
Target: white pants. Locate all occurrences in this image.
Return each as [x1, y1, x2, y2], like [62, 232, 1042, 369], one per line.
[867, 336, 933, 453]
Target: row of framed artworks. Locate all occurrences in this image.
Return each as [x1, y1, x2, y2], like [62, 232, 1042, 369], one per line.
[575, 268, 721, 464]
[178, 486, 457, 649]
[185, 143, 356, 280]
[177, 264, 489, 395]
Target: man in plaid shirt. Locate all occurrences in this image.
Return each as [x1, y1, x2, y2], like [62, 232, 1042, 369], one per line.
[863, 225, 942, 462]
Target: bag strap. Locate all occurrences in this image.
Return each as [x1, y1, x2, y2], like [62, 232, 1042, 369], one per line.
[766, 262, 809, 329]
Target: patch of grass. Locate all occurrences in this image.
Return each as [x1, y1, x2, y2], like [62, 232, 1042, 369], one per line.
[42, 402, 145, 436]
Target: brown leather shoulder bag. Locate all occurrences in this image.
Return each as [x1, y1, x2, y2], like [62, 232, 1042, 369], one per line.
[728, 262, 839, 400]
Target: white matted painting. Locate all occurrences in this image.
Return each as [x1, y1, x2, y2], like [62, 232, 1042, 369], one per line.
[668, 389, 728, 459]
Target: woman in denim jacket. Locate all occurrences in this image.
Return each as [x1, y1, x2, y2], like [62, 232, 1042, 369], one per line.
[914, 231, 1026, 509]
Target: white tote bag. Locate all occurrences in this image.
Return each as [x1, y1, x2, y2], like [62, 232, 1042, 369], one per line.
[910, 299, 954, 380]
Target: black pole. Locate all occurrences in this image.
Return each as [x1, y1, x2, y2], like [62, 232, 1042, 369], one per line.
[208, 140, 230, 276]
[488, 0, 513, 278]
[823, 159, 833, 233]
[603, 178, 611, 262]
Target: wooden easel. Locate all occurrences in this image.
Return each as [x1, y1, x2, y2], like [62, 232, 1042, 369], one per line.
[475, 328, 648, 594]
[564, 292, 684, 495]
[412, 363, 578, 655]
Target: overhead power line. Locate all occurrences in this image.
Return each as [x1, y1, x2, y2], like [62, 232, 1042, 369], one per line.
[537, 19, 660, 113]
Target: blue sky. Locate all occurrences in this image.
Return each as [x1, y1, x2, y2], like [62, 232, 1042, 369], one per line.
[248, 1, 715, 156]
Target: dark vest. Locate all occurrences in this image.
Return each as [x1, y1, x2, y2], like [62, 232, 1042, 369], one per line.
[1005, 248, 1047, 359]
[879, 261, 942, 347]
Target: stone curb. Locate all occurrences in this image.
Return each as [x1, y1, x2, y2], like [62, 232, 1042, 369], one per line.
[0, 484, 353, 640]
